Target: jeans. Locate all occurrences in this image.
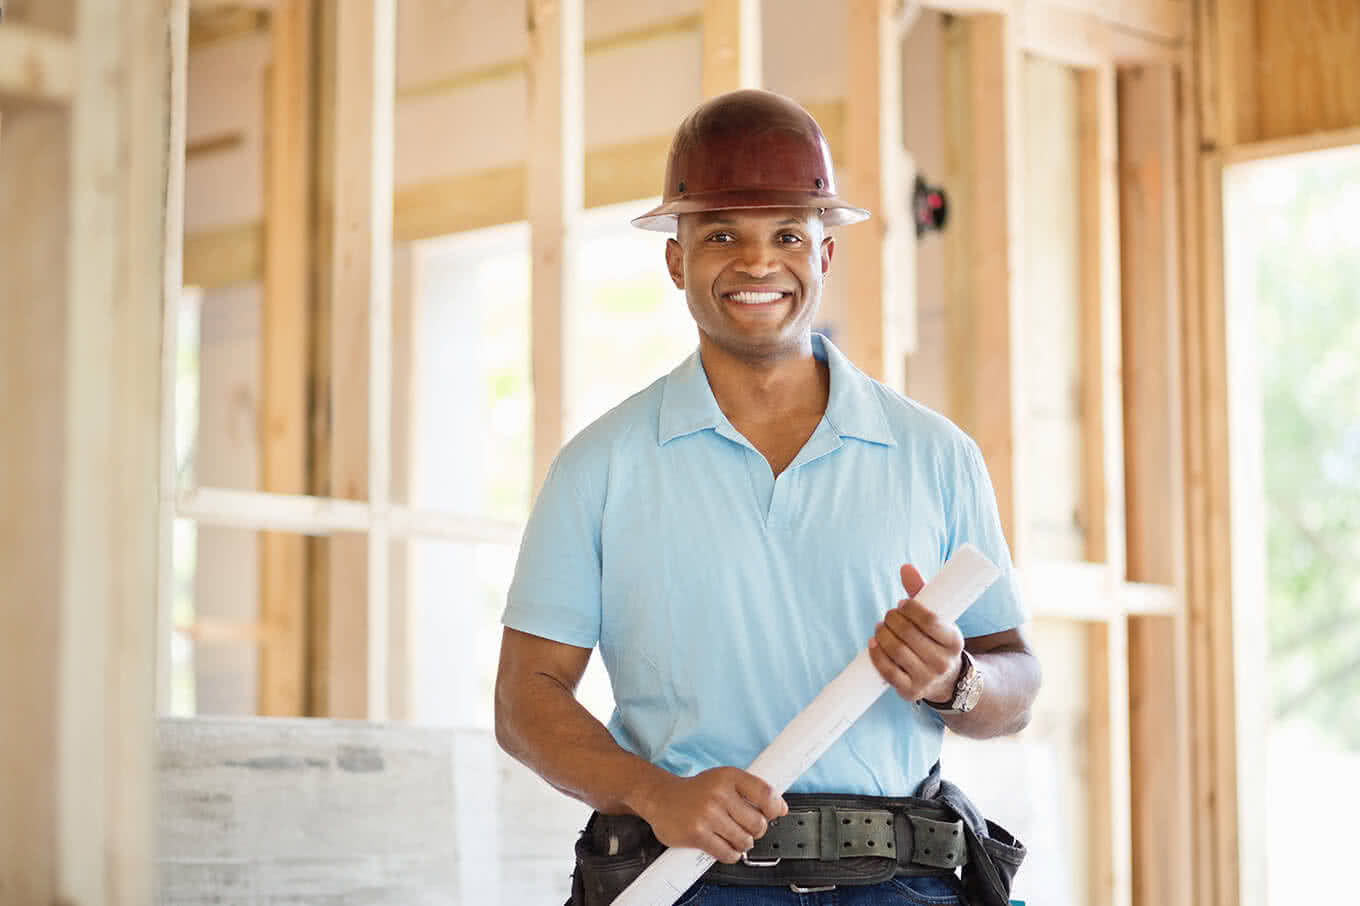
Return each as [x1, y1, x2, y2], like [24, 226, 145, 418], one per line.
[673, 875, 962, 905]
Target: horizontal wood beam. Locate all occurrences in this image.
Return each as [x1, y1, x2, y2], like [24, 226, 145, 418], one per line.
[1019, 559, 1176, 621]
[921, 0, 1184, 45]
[186, 130, 245, 159]
[184, 99, 846, 288]
[397, 13, 702, 100]
[191, 0, 275, 8]
[0, 24, 76, 107]
[175, 486, 522, 544]
[183, 221, 262, 289]
[1017, 2, 1182, 67]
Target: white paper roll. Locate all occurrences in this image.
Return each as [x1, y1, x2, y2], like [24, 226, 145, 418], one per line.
[612, 543, 1001, 906]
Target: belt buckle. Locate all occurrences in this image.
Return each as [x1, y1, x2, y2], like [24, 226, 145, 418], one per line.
[789, 883, 836, 893]
[740, 852, 781, 868]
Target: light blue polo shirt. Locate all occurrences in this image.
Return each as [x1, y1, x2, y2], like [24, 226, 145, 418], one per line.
[502, 334, 1026, 796]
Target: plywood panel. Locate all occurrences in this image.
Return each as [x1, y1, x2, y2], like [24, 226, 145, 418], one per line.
[1258, 0, 1360, 140]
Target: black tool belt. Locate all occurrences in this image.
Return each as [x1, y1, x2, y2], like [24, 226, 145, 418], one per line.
[569, 767, 1025, 906]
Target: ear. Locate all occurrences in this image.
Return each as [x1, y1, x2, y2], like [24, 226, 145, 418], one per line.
[665, 238, 685, 289]
[820, 236, 835, 275]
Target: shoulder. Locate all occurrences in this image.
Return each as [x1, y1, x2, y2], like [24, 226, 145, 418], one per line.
[546, 374, 668, 495]
[869, 381, 981, 464]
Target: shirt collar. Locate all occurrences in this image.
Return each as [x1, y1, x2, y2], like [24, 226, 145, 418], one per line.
[657, 333, 897, 447]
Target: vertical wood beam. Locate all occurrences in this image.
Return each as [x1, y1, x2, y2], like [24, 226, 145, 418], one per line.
[528, 0, 584, 493]
[1, 15, 71, 900]
[846, 0, 911, 390]
[1117, 62, 1193, 906]
[258, 0, 312, 717]
[41, 0, 179, 901]
[312, 0, 393, 717]
[366, 0, 396, 721]
[1078, 63, 1132, 906]
[701, 0, 761, 97]
[388, 241, 422, 720]
[940, 13, 1024, 554]
[157, 0, 190, 717]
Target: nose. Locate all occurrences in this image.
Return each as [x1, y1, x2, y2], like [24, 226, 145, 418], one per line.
[735, 239, 778, 278]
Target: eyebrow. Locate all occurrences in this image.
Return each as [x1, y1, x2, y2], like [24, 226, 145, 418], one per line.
[696, 216, 807, 228]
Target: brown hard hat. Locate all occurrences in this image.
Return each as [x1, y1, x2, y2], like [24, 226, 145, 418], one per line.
[631, 89, 871, 232]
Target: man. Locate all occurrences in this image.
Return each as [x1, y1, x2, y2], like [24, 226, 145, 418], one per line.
[496, 90, 1040, 905]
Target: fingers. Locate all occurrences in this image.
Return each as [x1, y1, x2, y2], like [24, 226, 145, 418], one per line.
[733, 771, 787, 820]
[871, 603, 963, 700]
[893, 597, 965, 651]
[900, 563, 925, 597]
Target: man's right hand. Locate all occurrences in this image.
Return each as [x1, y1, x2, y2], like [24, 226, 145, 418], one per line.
[633, 766, 788, 864]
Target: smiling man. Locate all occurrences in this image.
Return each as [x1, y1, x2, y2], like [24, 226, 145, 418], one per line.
[495, 90, 1039, 906]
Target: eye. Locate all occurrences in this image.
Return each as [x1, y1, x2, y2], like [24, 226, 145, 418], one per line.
[706, 231, 735, 243]
[778, 232, 805, 245]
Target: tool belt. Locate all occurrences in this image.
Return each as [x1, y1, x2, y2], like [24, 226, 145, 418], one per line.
[568, 765, 1025, 906]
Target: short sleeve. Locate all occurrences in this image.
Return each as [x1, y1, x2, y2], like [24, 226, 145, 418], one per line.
[501, 451, 604, 649]
[949, 438, 1029, 638]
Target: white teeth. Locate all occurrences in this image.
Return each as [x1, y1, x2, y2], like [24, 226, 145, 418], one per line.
[728, 291, 786, 304]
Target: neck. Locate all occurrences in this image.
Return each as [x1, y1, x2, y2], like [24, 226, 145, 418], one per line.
[697, 333, 830, 423]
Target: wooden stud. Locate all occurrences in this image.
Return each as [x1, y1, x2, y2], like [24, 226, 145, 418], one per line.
[257, 0, 312, 718]
[527, 0, 584, 493]
[845, 0, 911, 389]
[1077, 63, 1132, 906]
[1116, 66, 1195, 906]
[701, 0, 760, 97]
[310, 0, 389, 718]
[157, 0, 191, 716]
[388, 242, 423, 720]
[366, 0, 397, 722]
[49, 0, 181, 901]
[940, 13, 1023, 555]
[1, 59, 70, 906]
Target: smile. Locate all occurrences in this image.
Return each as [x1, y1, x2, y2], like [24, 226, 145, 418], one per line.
[725, 291, 790, 305]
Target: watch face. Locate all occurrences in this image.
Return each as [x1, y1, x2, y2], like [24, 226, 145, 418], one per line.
[960, 681, 983, 712]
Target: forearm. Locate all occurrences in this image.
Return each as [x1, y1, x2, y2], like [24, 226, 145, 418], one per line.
[494, 670, 667, 816]
[936, 646, 1040, 739]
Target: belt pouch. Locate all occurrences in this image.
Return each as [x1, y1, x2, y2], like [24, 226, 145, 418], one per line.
[570, 813, 659, 906]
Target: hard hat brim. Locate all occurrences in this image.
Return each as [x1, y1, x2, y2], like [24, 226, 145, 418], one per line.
[630, 189, 871, 233]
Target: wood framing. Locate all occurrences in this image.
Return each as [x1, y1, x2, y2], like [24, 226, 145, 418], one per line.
[0, 22, 77, 107]
[701, 0, 760, 97]
[527, 0, 584, 492]
[0, 0, 181, 899]
[309, 0, 394, 718]
[940, 12, 1023, 553]
[1077, 63, 1132, 906]
[1, 69, 71, 906]
[844, 0, 910, 390]
[257, 0, 312, 717]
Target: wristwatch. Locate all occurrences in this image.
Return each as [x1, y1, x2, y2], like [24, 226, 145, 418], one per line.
[924, 649, 983, 714]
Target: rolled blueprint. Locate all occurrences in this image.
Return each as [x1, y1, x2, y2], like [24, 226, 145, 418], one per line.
[612, 543, 1002, 906]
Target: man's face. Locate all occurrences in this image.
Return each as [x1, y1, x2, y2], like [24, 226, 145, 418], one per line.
[665, 207, 834, 361]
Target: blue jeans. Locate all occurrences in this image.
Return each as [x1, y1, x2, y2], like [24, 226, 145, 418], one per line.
[673, 876, 962, 905]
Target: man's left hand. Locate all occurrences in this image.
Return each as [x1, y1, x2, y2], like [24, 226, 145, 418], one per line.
[868, 563, 965, 704]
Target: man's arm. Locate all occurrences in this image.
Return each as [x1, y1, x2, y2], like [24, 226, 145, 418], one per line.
[494, 627, 786, 863]
[868, 564, 1041, 739]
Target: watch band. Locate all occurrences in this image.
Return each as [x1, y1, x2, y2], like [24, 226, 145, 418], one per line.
[925, 649, 981, 714]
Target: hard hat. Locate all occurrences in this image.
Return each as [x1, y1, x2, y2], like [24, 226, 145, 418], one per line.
[631, 89, 871, 232]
